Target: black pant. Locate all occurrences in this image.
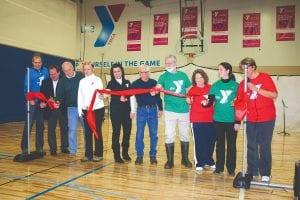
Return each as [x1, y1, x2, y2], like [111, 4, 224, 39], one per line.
[21, 103, 44, 152]
[214, 121, 237, 173]
[110, 108, 132, 156]
[82, 108, 105, 159]
[48, 109, 68, 152]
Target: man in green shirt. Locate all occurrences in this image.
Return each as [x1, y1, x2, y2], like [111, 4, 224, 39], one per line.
[157, 55, 192, 169]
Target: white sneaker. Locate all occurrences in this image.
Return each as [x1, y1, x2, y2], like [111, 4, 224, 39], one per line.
[196, 167, 204, 172]
[261, 176, 270, 183]
[210, 165, 216, 170]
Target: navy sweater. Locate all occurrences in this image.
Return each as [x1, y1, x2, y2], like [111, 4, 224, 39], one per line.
[131, 78, 163, 111]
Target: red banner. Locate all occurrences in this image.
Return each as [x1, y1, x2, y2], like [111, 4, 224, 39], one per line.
[181, 7, 198, 38]
[276, 5, 295, 41]
[211, 9, 228, 43]
[243, 13, 260, 48]
[153, 14, 168, 45]
[127, 21, 141, 51]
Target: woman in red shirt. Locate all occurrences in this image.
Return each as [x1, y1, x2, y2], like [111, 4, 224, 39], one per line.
[237, 57, 277, 183]
[187, 69, 216, 173]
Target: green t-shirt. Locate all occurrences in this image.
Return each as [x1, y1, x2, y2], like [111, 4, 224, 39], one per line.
[209, 79, 238, 122]
[158, 70, 191, 113]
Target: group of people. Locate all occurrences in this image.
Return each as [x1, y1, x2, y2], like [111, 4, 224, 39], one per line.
[20, 53, 277, 183]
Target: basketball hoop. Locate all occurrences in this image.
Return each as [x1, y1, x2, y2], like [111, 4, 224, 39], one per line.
[184, 53, 196, 64]
[176, 33, 207, 63]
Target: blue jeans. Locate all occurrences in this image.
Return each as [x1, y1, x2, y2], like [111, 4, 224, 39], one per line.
[21, 103, 44, 152]
[135, 107, 158, 157]
[247, 120, 275, 177]
[67, 107, 84, 154]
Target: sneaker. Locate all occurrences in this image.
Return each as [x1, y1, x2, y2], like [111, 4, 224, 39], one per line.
[135, 156, 143, 165]
[210, 165, 216, 170]
[261, 176, 270, 183]
[93, 156, 103, 162]
[150, 156, 158, 164]
[81, 156, 92, 162]
[196, 167, 204, 171]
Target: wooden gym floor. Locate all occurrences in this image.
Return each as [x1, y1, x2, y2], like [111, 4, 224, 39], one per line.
[0, 116, 298, 199]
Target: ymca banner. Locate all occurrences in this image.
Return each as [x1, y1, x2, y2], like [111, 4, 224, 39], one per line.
[127, 21, 141, 51]
[211, 9, 228, 43]
[276, 5, 295, 41]
[243, 13, 260, 48]
[181, 6, 198, 38]
[153, 14, 168, 45]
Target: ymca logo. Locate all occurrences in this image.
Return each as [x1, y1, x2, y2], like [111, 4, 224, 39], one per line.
[94, 4, 125, 47]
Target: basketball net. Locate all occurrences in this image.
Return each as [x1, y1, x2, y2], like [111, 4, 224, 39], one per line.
[185, 53, 196, 64]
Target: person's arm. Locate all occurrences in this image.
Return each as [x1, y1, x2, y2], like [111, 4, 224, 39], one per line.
[248, 82, 277, 99]
[77, 81, 84, 117]
[130, 95, 136, 119]
[202, 94, 215, 107]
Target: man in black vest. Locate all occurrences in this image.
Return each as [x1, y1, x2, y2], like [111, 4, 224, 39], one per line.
[40, 65, 69, 155]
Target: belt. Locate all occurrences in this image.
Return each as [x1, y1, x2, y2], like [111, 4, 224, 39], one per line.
[138, 104, 156, 109]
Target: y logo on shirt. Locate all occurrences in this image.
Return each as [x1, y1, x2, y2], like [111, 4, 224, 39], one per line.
[250, 84, 262, 99]
[220, 90, 232, 104]
[38, 76, 45, 86]
[173, 80, 184, 93]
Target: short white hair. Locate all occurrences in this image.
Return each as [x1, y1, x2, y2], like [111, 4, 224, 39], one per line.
[139, 64, 150, 72]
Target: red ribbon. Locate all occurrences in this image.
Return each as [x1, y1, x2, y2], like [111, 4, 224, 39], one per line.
[27, 92, 56, 110]
[87, 88, 186, 139]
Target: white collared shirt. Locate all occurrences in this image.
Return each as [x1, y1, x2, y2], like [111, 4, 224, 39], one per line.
[52, 80, 58, 97]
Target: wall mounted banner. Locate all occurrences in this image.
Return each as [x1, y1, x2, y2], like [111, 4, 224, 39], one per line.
[127, 21, 141, 51]
[153, 14, 168, 45]
[243, 13, 260, 48]
[94, 4, 125, 47]
[211, 9, 228, 43]
[181, 6, 198, 38]
[276, 5, 295, 41]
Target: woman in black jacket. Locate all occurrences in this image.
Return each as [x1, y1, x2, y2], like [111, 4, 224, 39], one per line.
[106, 63, 135, 163]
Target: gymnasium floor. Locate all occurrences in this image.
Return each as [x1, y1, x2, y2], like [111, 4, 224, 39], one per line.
[0, 118, 297, 199]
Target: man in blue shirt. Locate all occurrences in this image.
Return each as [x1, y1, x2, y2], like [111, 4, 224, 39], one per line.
[131, 65, 163, 165]
[21, 53, 49, 154]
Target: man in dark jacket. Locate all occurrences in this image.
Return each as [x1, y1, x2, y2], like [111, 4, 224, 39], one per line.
[40, 65, 69, 155]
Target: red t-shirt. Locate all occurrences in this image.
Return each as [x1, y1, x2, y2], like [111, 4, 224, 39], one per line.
[187, 84, 214, 123]
[237, 72, 277, 122]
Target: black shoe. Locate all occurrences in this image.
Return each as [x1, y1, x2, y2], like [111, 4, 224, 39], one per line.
[115, 157, 124, 164]
[123, 154, 132, 161]
[150, 156, 157, 164]
[135, 156, 143, 165]
[61, 149, 70, 154]
[35, 149, 46, 155]
[228, 172, 235, 177]
[50, 151, 57, 156]
[81, 156, 93, 162]
[213, 169, 224, 175]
